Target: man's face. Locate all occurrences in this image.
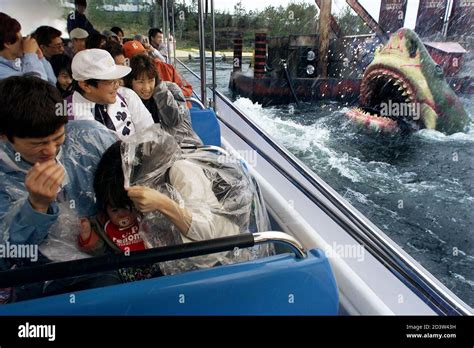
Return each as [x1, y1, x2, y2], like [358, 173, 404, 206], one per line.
[81, 79, 121, 104]
[72, 38, 86, 53]
[151, 32, 163, 48]
[9, 125, 66, 164]
[42, 36, 64, 58]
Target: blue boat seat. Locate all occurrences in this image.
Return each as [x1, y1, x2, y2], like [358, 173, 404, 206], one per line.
[189, 108, 221, 147]
[0, 249, 338, 315]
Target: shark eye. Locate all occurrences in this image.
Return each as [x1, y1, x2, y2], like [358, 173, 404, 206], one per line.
[435, 64, 444, 76]
[408, 40, 417, 58]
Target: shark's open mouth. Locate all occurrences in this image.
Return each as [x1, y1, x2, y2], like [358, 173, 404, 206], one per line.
[347, 66, 421, 132]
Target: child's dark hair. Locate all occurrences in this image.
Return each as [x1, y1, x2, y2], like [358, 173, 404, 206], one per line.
[123, 54, 160, 89]
[49, 53, 72, 78]
[94, 141, 133, 210]
[0, 75, 68, 141]
[86, 32, 106, 49]
[110, 26, 123, 37]
[103, 41, 124, 60]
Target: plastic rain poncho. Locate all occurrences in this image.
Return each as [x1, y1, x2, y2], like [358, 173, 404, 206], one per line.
[121, 124, 272, 275]
[0, 120, 117, 265]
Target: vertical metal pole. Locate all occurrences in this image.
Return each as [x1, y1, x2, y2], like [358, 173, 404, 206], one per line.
[442, 0, 453, 38]
[198, 0, 207, 107]
[165, 0, 171, 64]
[153, 0, 159, 27]
[210, 0, 217, 110]
[162, 0, 166, 40]
[171, 0, 177, 67]
[161, 0, 168, 62]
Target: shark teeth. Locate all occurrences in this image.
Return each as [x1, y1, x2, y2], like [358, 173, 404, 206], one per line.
[361, 68, 416, 104]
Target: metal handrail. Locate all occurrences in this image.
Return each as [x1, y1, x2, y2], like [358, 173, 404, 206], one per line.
[254, 232, 306, 259]
[0, 232, 305, 288]
[187, 97, 206, 110]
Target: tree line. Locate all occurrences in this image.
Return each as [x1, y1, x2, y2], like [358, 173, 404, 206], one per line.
[82, 0, 370, 49]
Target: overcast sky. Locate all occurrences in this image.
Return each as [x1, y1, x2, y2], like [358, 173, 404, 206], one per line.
[212, 0, 420, 29]
[0, 0, 422, 35]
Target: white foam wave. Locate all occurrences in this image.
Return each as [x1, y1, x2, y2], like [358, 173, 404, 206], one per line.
[450, 273, 474, 288]
[233, 98, 330, 152]
[416, 127, 474, 142]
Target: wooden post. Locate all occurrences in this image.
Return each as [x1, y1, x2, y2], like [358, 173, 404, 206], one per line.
[318, 0, 331, 78]
[254, 33, 267, 78]
[233, 35, 243, 72]
[314, 0, 342, 38]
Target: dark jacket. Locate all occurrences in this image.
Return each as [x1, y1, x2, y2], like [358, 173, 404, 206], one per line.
[67, 10, 96, 35]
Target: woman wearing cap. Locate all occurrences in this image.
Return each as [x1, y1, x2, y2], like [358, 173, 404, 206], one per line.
[123, 53, 202, 146]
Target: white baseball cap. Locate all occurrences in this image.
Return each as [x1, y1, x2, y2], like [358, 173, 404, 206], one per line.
[72, 49, 131, 81]
[70, 28, 89, 39]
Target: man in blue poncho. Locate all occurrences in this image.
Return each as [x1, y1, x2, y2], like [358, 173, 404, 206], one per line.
[0, 75, 121, 301]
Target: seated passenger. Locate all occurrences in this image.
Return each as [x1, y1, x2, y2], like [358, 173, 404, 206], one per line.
[49, 54, 73, 97]
[123, 54, 202, 146]
[110, 26, 124, 45]
[102, 30, 120, 45]
[66, 28, 88, 58]
[0, 75, 121, 300]
[148, 28, 168, 62]
[33, 26, 64, 60]
[123, 40, 193, 99]
[85, 32, 106, 49]
[80, 127, 272, 275]
[68, 49, 154, 139]
[0, 13, 50, 82]
[32, 26, 64, 85]
[103, 41, 126, 66]
[78, 144, 162, 282]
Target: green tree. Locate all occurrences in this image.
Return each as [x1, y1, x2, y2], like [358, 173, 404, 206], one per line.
[335, 6, 371, 35]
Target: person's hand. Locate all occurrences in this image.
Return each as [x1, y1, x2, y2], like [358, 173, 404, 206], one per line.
[22, 35, 39, 55]
[25, 160, 65, 213]
[126, 186, 168, 213]
[79, 217, 92, 242]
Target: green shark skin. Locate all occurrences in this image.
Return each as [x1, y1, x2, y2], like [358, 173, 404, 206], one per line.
[355, 28, 470, 134]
